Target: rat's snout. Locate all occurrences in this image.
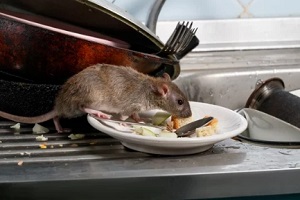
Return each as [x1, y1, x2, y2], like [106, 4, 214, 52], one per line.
[179, 106, 192, 118]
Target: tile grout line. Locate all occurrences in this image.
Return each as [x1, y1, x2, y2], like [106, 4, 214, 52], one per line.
[237, 0, 255, 18]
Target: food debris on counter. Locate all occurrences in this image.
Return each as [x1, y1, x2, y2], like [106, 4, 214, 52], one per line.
[17, 161, 24, 166]
[68, 134, 85, 140]
[10, 123, 21, 130]
[35, 135, 48, 142]
[39, 143, 47, 149]
[33, 123, 49, 134]
[20, 152, 31, 156]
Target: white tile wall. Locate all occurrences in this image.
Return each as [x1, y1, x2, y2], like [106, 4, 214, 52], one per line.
[106, 0, 300, 22]
[250, 0, 300, 18]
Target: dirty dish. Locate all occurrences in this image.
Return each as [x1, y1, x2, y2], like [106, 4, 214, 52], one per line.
[238, 108, 300, 143]
[88, 102, 248, 155]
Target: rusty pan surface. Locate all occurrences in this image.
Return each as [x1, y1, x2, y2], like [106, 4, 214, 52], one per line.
[0, 10, 178, 84]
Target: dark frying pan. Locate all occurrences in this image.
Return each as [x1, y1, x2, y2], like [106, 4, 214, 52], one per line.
[0, 10, 178, 84]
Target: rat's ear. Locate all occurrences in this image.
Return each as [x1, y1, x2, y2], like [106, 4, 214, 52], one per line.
[162, 73, 171, 81]
[152, 83, 169, 97]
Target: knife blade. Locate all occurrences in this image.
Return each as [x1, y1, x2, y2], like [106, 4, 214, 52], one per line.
[175, 116, 214, 137]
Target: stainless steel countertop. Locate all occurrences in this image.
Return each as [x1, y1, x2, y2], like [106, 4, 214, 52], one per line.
[1, 119, 300, 199]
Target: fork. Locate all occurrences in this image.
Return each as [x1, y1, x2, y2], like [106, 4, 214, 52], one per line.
[157, 21, 198, 59]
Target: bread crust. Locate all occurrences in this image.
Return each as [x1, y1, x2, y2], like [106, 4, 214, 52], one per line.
[171, 116, 194, 129]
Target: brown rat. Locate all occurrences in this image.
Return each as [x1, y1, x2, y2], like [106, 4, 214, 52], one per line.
[0, 63, 192, 132]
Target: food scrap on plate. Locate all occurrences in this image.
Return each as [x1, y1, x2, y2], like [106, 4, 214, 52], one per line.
[131, 113, 218, 138]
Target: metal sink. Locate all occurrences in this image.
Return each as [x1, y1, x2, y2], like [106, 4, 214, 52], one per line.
[175, 48, 300, 110]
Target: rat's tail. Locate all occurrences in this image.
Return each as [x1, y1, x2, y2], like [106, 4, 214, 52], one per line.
[0, 110, 56, 124]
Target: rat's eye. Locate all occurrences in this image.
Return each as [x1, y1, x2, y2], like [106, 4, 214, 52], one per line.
[177, 99, 184, 105]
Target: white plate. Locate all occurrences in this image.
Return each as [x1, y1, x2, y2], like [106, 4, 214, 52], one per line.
[290, 89, 300, 97]
[87, 102, 248, 155]
[239, 108, 300, 142]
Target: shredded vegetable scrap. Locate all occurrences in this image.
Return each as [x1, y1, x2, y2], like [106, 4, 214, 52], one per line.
[35, 135, 48, 141]
[68, 134, 85, 140]
[10, 123, 21, 129]
[33, 124, 49, 134]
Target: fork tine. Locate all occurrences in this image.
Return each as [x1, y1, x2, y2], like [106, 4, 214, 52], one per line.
[163, 22, 181, 47]
[172, 22, 191, 52]
[167, 22, 186, 52]
[170, 32, 185, 52]
[176, 24, 193, 50]
[172, 22, 195, 53]
[179, 27, 197, 51]
[174, 23, 195, 52]
[157, 21, 198, 57]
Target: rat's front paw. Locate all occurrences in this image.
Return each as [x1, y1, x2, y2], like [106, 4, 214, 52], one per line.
[131, 113, 142, 122]
[83, 108, 111, 119]
[96, 112, 111, 119]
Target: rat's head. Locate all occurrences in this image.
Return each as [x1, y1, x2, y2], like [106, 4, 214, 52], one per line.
[150, 73, 192, 118]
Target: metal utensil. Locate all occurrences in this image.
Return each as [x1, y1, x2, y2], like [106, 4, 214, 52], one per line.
[157, 21, 198, 58]
[174, 34, 199, 60]
[175, 117, 214, 137]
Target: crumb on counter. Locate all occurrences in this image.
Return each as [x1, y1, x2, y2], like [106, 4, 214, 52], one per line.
[39, 143, 47, 149]
[35, 135, 48, 141]
[68, 134, 85, 140]
[17, 161, 24, 166]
